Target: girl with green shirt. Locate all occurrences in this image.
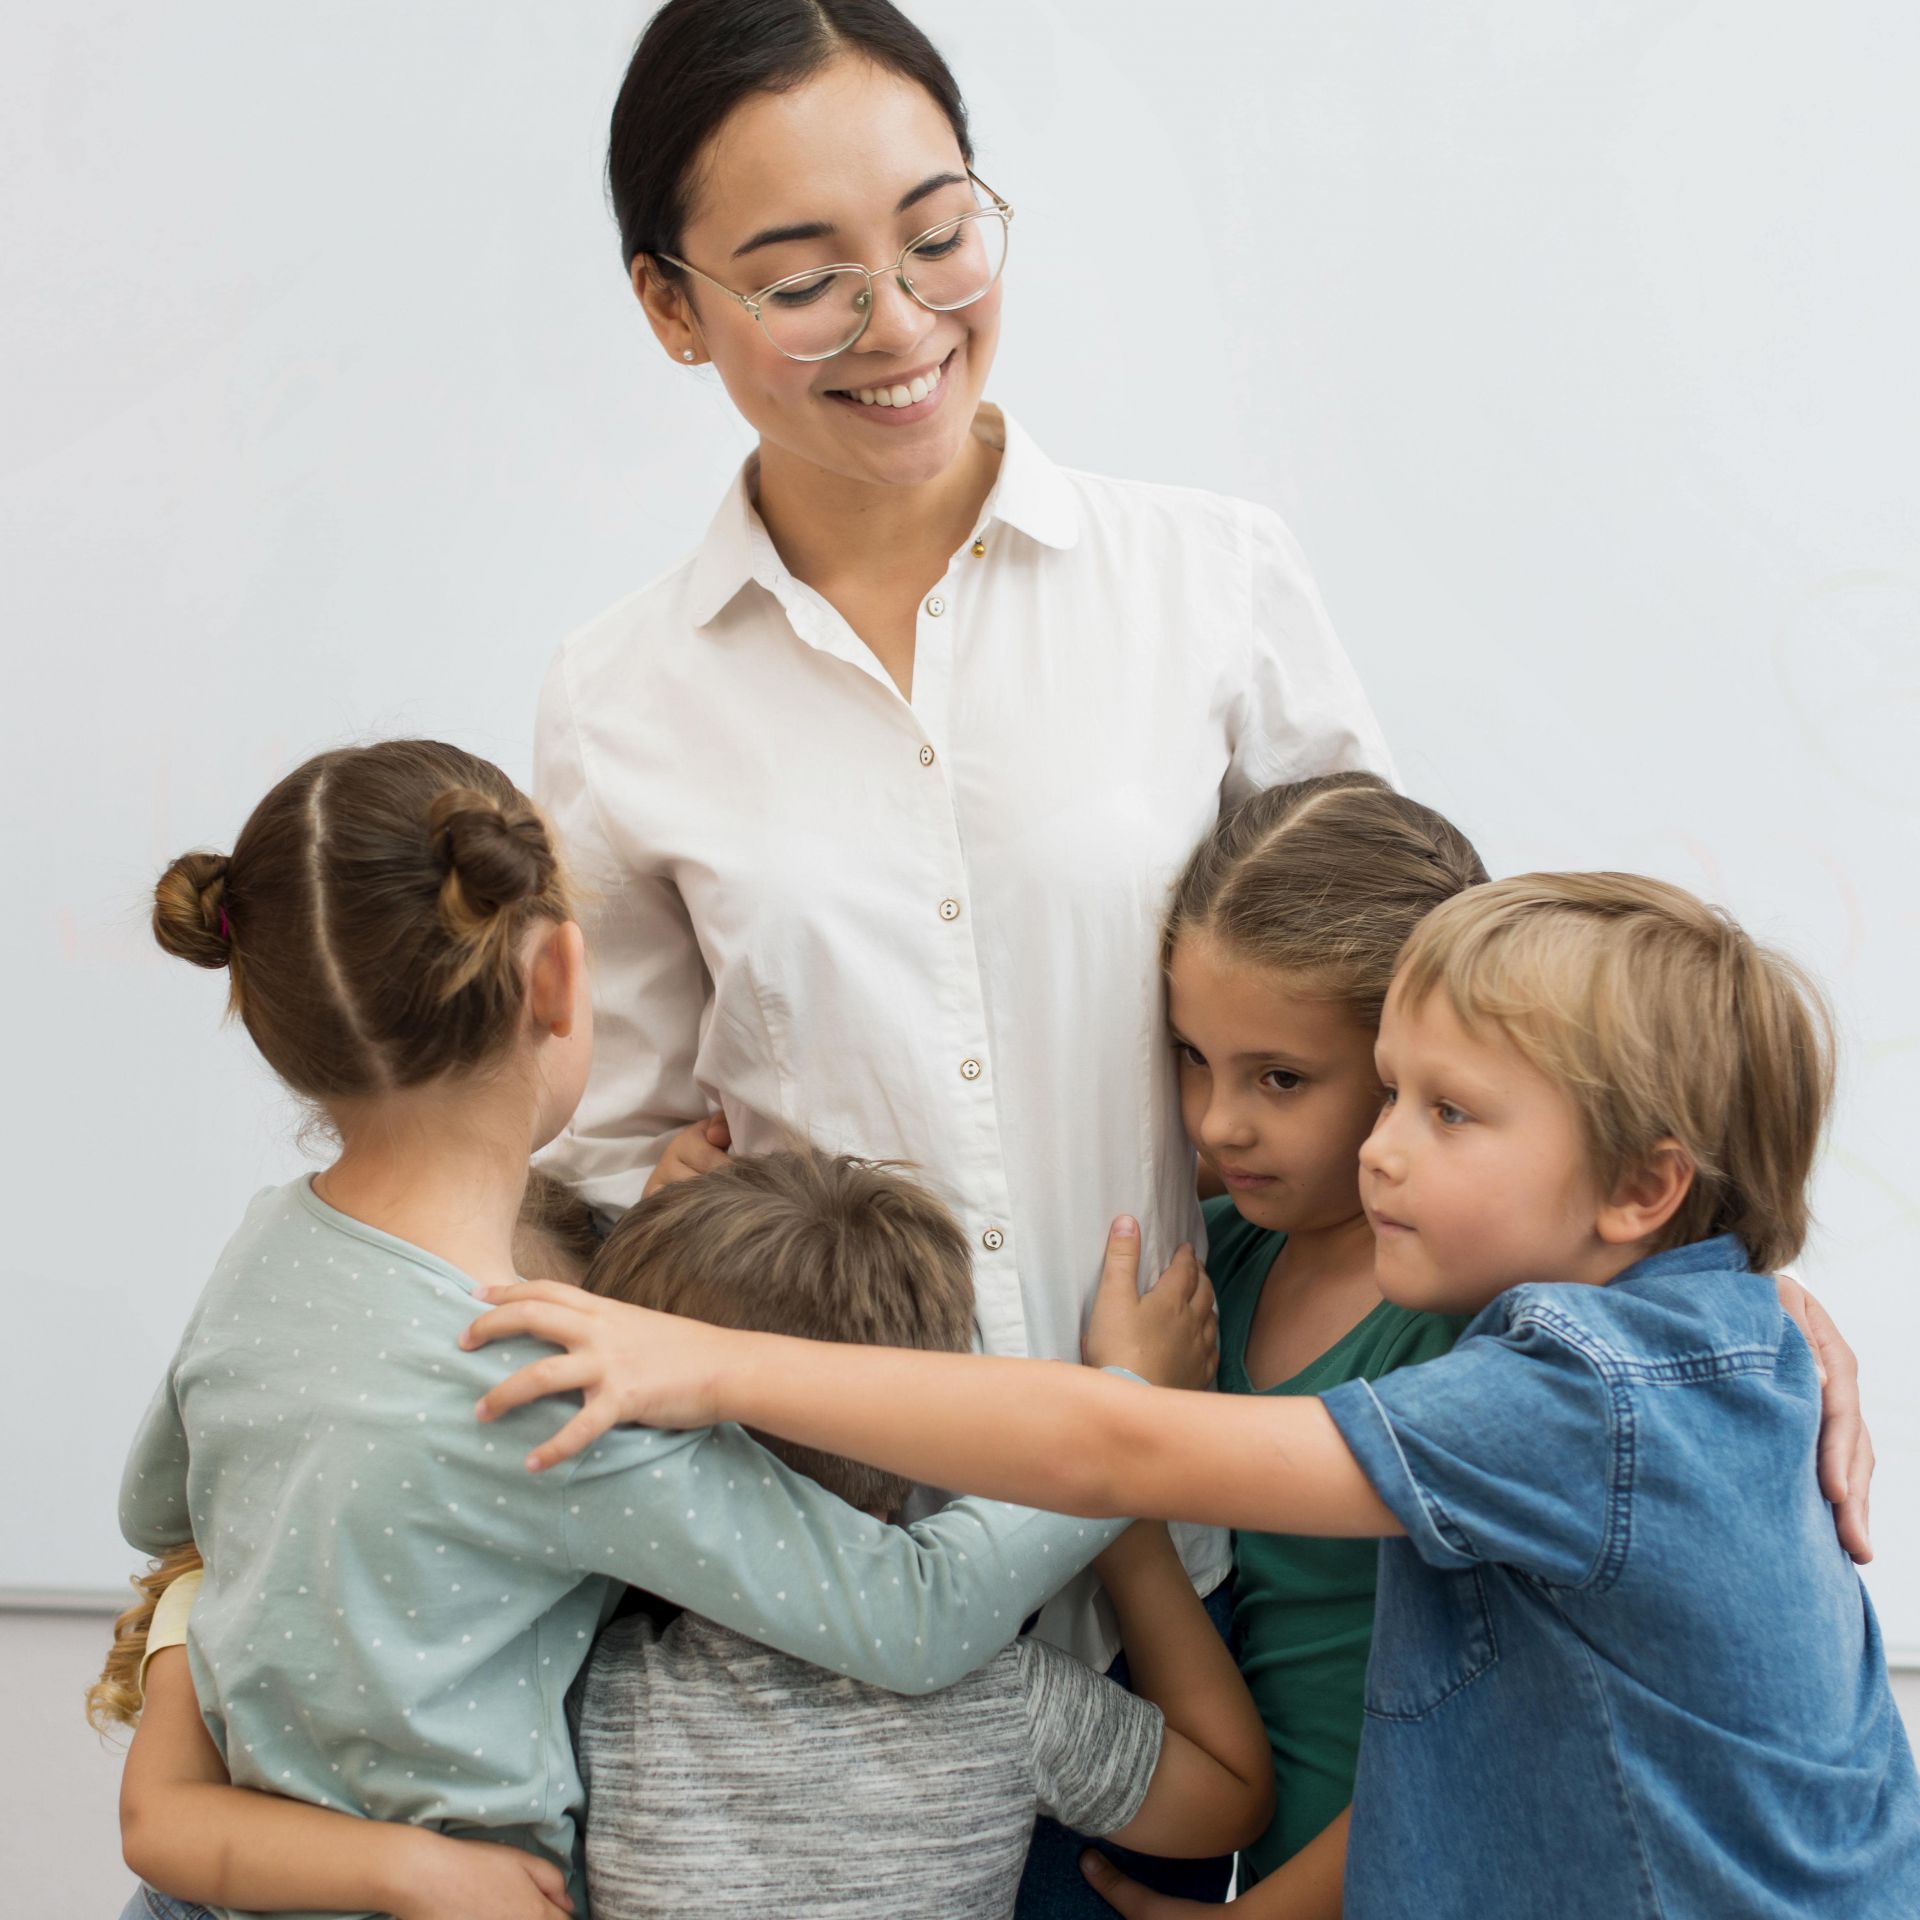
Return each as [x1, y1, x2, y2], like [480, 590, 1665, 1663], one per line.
[1083, 772, 1486, 1919]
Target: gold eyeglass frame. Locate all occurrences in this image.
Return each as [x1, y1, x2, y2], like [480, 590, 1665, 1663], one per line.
[654, 171, 1014, 364]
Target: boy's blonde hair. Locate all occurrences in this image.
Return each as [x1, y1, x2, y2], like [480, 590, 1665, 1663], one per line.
[588, 1151, 975, 1514]
[1394, 872, 1835, 1273]
[1162, 772, 1489, 1024]
[86, 1540, 204, 1732]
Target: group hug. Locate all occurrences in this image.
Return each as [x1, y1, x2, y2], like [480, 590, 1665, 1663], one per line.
[93, 2, 1920, 1916]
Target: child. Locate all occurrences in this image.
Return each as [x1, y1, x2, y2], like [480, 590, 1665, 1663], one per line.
[113, 738, 1195, 1919]
[575, 1147, 1270, 1919]
[1097, 771, 1486, 1914]
[471, 869, 1920, 1918]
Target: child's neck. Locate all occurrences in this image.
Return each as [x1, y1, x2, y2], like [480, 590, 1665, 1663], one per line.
[1244, 1207, 1384, 1391]
[313, 1093, 533, 1290]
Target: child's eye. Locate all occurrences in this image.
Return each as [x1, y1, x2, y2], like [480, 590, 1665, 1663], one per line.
[1435, 1101, 1469, 1127]
[1174, 1041, 1206, 1069]
[1379, 1086, 1398, 1109]
[1261, 1069, 1304, 1094]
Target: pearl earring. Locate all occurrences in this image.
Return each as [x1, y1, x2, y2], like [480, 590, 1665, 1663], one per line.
[682, 348, 696, 363]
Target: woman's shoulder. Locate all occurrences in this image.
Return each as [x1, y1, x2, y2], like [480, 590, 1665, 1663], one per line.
[1056, 459, 1286, 551]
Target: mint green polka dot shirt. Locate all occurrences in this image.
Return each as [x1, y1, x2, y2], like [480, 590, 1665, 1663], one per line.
[121, 1179, 1120, 1919]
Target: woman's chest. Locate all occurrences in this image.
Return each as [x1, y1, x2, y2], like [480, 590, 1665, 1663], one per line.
[653, 571, 1236, 941]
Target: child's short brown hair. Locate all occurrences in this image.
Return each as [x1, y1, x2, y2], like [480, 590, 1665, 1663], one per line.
[1394, 872, 1835, 1273]
[588, 1151, 976, 1513]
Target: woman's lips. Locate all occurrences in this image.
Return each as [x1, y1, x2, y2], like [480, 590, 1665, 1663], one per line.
[824, 349, 956, 425]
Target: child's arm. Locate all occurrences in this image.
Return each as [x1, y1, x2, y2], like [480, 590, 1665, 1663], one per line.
[1091, 1523, 1273, 1857]
[122, 1648, 573, 1920]
[467, 1223, 1400, 1541]
[1079, 1808, 1349, 1919]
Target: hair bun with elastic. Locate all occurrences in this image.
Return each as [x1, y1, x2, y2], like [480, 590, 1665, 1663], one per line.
[428, 787, 553, 917]
[152, 851, 234, 970]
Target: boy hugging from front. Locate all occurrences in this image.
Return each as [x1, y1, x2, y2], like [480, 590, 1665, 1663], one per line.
[571, 1151, 1268, 1920]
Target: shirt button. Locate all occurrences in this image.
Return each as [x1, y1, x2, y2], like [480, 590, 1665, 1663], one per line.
[925, 594, 947, 618]
[939, 899, 961, 922]
[918, 744, 935, 768]
[959, 1057, 983, 1081]
[981, 1227, 1005, 1252]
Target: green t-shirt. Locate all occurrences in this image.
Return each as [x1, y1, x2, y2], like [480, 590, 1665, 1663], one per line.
[1204, 1194, 1466, 1884]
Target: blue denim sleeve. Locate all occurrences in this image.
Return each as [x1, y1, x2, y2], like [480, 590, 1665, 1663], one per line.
[1323, 1312, 1625, 1588]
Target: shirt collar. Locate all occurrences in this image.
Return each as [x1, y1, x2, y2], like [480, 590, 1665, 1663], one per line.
[685, 403, 1080, 630]
[1614, 1233, 1751, 1283]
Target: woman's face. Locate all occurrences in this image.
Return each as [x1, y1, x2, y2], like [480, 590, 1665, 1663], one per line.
[637, 55, 1003, 492]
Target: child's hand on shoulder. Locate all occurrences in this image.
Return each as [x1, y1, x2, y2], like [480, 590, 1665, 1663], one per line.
[1081, 1217, 1218, 1391]
[396, 1831, 573, 1920]
[462, 1282, 739, 1468]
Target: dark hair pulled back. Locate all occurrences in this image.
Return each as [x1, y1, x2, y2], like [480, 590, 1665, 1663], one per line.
[153, 741, 571, 1101]
[608, 0, 972, 275]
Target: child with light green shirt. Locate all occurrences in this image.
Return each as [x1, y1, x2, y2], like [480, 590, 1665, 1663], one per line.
[106, 739, 1200, 1920]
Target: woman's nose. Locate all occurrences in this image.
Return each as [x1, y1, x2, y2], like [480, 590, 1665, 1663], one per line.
[855, 270, 937, 357]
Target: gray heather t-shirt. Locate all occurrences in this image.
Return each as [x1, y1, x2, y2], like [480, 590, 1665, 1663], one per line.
[577, 1611, 1165, 1920]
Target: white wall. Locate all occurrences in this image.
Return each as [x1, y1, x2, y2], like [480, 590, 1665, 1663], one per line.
[3, 0, 1916, 1784]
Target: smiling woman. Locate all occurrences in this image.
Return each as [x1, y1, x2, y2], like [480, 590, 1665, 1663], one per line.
[535, 5, 1393, 1908]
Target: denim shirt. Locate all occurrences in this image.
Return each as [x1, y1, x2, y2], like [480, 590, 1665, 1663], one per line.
[1323, 1236, 1920, 1919]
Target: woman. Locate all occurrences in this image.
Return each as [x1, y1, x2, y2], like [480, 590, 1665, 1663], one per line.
[535, 3, 1875, 1912]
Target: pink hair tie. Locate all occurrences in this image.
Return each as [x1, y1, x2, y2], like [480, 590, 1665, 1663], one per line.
[218, 908, 232, 942]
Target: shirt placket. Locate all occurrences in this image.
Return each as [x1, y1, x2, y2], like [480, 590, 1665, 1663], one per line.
[907, 532, 1026, 1355]
[770, 541, 1028, 1357]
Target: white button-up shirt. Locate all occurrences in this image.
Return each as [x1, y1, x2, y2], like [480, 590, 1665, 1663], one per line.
[535, 406, 1392, 1662]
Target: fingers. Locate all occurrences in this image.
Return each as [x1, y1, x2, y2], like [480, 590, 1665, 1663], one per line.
[525, 1400, 621, 1474]
[462, 1298, 594, 1354]
[525, 1854, 574, 1912]
[704, 1113, 732, 1150]
[1099, 1215, 1144, 1302]
[1149, 1242, 1201, 1306]
[1791, 1283, 1874, 1562]
[1079, 1848, 1173, 1918]
[1836, 1426, 1877, 1564]
[475, 1352, 600, 1424]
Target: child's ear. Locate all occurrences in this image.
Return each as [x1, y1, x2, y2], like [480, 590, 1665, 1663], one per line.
[1596, 1139, 1694, 1247]
[526, 919, 587, 1038]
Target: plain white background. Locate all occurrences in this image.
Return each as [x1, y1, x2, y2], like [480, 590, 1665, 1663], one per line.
[3, 2, 1916, 1906]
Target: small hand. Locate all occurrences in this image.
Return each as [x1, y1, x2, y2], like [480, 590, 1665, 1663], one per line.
[395, 1835, 573, 1920]
[1079, 1849, 1217, 1918]
[1777, 1275, 1874, 1562]
[461, 1281, 737, 1470]
[643, 1114, 732, 1197]
[1082, 1217, 1219, 1390]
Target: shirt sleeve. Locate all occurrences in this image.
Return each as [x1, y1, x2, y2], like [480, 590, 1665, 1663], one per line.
[533, 646, 712, 1214]
[558, 1418, 1126, 1695]
[1016, 1637, 1165, 1836]
[1321, 1308, 1624, 1589]
[119, 1364, 196, 1554]
[1224, 504, 1396, 809]
[137, 1566, 204, 1698]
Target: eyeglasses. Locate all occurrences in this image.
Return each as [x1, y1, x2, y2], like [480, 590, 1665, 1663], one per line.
[655, 172, 1013, 364]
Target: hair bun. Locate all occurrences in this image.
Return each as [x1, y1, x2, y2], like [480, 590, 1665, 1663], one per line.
[152, 851, 233, 970]
[428, 788, 553, 917]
